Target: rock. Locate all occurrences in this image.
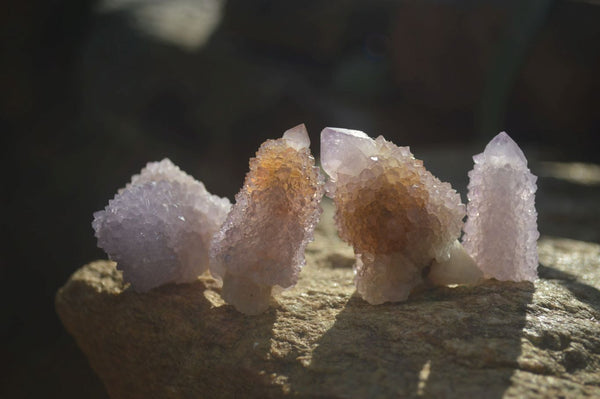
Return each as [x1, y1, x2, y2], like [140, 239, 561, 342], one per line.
[56, 201, 600, 398]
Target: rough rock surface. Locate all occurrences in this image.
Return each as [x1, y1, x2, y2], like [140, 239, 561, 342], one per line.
[57, 201, 600, 399]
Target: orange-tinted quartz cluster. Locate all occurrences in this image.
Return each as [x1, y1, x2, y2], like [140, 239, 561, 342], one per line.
[321, 128, 466, 304]
[210, 125, 323, 314]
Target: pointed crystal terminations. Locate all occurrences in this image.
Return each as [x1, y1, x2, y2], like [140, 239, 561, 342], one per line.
[92, 159, 231, 292]
[210, 125, 324, 315]
[462, 132, 539, 281]
[321, 128, 471, 304]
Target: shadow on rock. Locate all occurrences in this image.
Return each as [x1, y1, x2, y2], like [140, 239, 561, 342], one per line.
[295, 281, 534, 398]
[538, 264, 600, 313]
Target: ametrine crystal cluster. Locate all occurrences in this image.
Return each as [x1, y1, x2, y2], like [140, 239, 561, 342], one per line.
[320, 128, 475, 304]
[320, 128, 538, 304]
[93, 126, 323, 314]
[93, 159, 231, 292]
[210, 125, 324, 314]
[462, 132, 539, 281]
[92, 124, 538, 313]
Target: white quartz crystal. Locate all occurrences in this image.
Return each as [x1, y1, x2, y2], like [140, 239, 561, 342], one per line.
[210, 125, 324, 314]
[428, 240, 483, 286]
[462, 132, 539, 281]
[321, 127, 471, 304]
[93, 159, 231, 292]
[320, 128, 376, 181]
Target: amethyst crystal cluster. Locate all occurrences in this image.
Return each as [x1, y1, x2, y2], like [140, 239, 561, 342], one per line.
[93, 126, 538, 313]
[210, 125, 323, 314]
[462, 132, 539, 281]
[320, 128, 468, 304]
[92, 159, 231, 292]
[94, 125, 323, 314]
[320, 128, 538, 304]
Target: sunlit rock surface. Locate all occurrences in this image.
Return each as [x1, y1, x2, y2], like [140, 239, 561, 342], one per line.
[320, 127, 470, 304]
[210, 125, 323, 314]
[57, 199, 600, 398]
[463, 132, 539, 281]
[93, 159, 231, 292]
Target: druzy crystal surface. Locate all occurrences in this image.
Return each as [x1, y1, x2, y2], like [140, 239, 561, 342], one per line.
[210, 125, 324, 315]
[321, 128, 468, 304]
[93, 159, 231, 292]
[462, 132, 539, 281]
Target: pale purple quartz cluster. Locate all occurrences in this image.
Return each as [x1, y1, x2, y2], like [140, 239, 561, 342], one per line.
[319, 128, 538, 304]
[93, 159, 231, 292]
[92, 126, 538, 311]
[462, 132, 539, 281]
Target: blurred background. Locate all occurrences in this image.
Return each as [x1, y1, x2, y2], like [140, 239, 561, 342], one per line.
[2, 0, 599, 397]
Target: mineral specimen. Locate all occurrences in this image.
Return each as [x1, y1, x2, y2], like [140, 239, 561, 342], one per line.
[462, 132, 539, 281]
[321, 127, 473, 304]
[210, 124, 324, 315]
[93, 159, 231, 292]
[427, 240, 482, 286]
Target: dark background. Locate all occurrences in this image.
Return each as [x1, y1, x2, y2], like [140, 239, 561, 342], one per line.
[2, 0, 599, 397]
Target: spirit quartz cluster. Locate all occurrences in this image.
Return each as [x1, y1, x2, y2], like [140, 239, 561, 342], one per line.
[92, 125, 538, 311]
[92, 126, 323, 314]
[321, 128, 538, 304]
[93, 159, 231, 292]
[462, 132, 539, 281]
[210, 125, 324, 314]
[320, 128, 481, 304]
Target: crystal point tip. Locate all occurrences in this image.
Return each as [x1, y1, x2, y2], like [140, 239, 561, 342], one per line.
[464, 131, 538, 282]
[320, 127, 377, 179]
[283, 124, 310, 150]
[322, 127, 371, 140]
[483, 131, 527, 164]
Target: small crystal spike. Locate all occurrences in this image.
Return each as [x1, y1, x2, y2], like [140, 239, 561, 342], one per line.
[462, 132, 539, 281]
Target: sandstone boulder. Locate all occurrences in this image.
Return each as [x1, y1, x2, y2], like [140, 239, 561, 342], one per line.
[56, 202, 600, 398]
